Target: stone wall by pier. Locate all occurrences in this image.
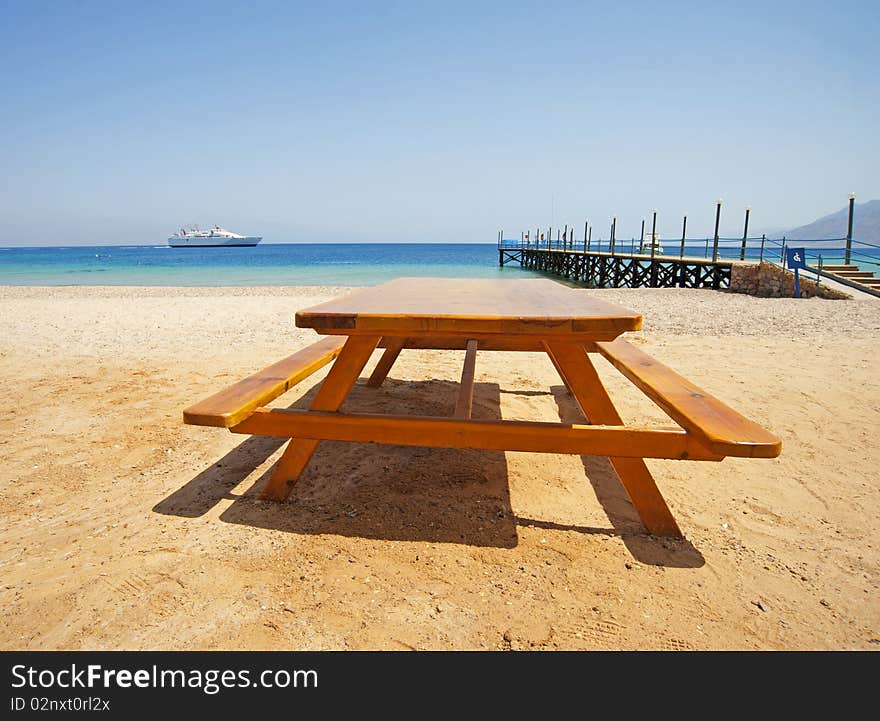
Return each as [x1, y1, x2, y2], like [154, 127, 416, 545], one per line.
[729, 262, 849, 299]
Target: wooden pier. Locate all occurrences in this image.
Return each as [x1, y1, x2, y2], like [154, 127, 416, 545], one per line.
[499, 246, 735, 289]
[496, 194, 878, 290]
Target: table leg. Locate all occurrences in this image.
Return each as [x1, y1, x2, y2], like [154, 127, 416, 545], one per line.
[260, 335, 380, 501]
[453, 339, 478, 419]
[543, 341, 682, 537]
[367, 337, 406, 387]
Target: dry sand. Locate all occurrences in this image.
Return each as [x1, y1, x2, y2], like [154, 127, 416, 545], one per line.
[0, 283, 878, 650]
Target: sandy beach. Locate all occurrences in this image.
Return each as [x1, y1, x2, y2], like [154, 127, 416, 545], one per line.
[0, 283, 877, 650]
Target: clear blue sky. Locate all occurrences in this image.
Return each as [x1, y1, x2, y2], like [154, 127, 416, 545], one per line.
[1, 0, 877, 245]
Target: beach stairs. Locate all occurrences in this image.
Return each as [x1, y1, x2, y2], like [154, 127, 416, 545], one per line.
[810, 263, 880, 298]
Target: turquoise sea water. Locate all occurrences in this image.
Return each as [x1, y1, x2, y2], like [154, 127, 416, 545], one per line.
[0, 243, 544, 286]
[1, 242, 876, 286]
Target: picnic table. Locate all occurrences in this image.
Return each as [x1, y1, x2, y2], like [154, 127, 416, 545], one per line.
[184, 278, 781, 537]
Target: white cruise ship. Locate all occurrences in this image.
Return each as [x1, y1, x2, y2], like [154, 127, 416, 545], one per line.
[637, 236, 664, 255]
[168, 226, 262, 247]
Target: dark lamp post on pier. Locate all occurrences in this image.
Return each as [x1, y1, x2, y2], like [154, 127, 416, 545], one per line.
[680, 213, 687, 259]
[712, 199, 723, 262]
[650, 209, 658, 259]
[845, 193, 855, 265]
[740, 206, 751, 261]
[611, 216, 617, 255]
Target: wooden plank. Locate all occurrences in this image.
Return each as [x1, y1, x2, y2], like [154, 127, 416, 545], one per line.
[367, 337, 406, 387]
[371, 328, 619, 342]
[454, 340, 478, 419]
[232, 409, 723, 461]
[295, 278, 641, 338]
[259, 335, 380, 501]
[379, 336, 551, 351]
[545, 340, 683, 537]
[595, 339, 782, 458]
[182, 336, 346, 428]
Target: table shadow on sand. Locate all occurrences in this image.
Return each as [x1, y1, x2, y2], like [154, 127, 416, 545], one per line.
[155, 377, 704, 565]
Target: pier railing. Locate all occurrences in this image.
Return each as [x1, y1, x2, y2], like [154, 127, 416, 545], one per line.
[764, 237, 880, 273]
[498, 234, 880, 269]
[496, 232, 880, 290]
[498, 195, 879, 289]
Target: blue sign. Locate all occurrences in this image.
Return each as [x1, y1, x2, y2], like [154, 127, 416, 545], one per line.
[784, 246, 807, 298]
[786, 247, 807, 270]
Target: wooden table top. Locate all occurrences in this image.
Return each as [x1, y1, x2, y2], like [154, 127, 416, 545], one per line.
[296, 278, 642, 339]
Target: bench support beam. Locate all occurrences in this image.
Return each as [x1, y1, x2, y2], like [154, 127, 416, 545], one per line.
[233, 410, 721, 461]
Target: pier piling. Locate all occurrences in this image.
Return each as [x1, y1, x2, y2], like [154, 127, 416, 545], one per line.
[680, 214, 687, 259]
[740, 207, 751, 260]
[712, 199, 722, 262]
[845, 193, 855, 264]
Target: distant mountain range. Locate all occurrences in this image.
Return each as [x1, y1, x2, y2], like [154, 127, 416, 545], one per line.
[782, 199, 880, 245]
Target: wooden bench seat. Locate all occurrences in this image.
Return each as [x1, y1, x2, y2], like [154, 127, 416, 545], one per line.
[183, 336, 347, 428]
[594, 339, 782, 458]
